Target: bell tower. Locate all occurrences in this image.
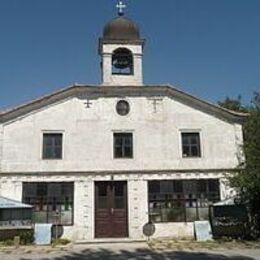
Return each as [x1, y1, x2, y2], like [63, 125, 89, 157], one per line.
[99, 1, 145, 86]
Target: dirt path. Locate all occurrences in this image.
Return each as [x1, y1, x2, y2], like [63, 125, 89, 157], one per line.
[0, 242, 260, 260]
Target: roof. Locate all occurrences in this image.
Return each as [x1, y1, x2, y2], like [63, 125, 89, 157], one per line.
[213, 195, 244, 206]
[213, 198, 235, 206]
[0, 196, 32, 209]
[0, 84, 248, 124]
[103, 16, 140, 41]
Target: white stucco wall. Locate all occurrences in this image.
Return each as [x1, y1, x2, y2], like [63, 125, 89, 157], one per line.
[0, 93, 242, 241]
[0, 95, 243, 173]
[0, 174, 147, 241]
[153, 223, 194, 238]
[0, 124, 3, 172]
[0, 172, 228, 241]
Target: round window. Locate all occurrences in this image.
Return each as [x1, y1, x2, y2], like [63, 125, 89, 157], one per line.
[116, 100, 130, 116]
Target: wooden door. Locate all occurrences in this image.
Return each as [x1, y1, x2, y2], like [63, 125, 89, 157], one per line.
[95, 181, 128, 238]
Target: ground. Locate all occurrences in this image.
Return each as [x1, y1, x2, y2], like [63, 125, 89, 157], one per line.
[0, 240, 260, 260]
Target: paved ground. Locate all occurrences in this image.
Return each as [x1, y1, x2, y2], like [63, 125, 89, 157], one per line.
[0, 242, 260, 260]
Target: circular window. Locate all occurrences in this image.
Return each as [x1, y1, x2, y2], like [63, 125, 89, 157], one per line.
[116, 100, 130, 116]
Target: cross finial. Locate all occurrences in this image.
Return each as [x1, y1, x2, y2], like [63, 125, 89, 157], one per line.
[116, 0, 126, 16]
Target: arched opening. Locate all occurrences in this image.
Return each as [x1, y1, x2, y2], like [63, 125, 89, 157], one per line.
[112, 48, 133, 75]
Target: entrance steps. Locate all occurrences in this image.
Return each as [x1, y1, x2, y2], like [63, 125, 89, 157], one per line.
[75, 238, 146, 244]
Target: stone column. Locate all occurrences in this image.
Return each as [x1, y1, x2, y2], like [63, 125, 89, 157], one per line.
[128, 179, 148, 239]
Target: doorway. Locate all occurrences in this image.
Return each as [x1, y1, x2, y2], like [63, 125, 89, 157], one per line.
[95, 181, 128, 238]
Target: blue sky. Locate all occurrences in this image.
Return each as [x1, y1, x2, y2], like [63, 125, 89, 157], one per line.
[0, 0, 259, 109]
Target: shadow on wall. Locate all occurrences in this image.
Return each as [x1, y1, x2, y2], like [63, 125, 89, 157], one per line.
[20, 248, 254, 260]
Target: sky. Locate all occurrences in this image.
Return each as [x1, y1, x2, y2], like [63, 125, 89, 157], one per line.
[0, 0, 259, 110]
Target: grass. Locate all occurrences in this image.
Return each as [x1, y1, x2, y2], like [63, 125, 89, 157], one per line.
[0, 240, 15, 247]
[51, 238, 71, 247]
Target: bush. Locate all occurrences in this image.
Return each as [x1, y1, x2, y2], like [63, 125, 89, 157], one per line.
[2, 239, 14, 246]
[18, 230, 34, 245]
[52, 238, 71, 246]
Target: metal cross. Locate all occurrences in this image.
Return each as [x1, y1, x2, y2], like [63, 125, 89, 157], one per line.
[84, 99, 93, 108]
[116, 1, 126, 16]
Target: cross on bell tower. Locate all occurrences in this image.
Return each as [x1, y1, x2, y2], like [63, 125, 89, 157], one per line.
[116, 1, 126, 16]
[99, 2, 145, 86]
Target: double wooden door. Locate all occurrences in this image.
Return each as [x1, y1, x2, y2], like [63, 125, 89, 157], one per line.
[95, 181, 128, 238]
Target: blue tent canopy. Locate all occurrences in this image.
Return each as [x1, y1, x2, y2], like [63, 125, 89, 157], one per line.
[0, 196, 32, 209]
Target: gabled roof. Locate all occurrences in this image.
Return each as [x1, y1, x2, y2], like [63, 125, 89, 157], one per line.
[0, 84, 248, 124]
[0, 196, 32, 209]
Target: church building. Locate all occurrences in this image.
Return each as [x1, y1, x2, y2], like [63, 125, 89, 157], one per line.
[0, 4, 245, 241]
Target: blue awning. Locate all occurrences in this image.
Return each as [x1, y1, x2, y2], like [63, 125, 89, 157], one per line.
[0, 196, 32, 209]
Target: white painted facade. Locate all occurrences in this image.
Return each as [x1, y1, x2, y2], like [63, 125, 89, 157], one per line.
[0, 96, 242, 173]
[0, 92, 243, 241]
[0, 14, 245, 241]
[0, 173, 233, 241]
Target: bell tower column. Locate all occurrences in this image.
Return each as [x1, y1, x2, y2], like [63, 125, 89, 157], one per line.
[101, 52, 112, 84]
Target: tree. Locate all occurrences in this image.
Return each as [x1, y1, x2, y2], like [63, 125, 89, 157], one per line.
[219, 92, 260, 237]
[217, 95, 248, 112]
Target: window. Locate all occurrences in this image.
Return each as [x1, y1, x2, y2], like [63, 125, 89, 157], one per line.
[42, 133, 63, 159]
[112, 48, 133, 75]
[116, 100, 130, 116]
[0, 209, 32, 226]
[148, 179, 220, 223]
[114, 133, 133, 158]
[22, 182, 74, 226]
[182, 132, 201, 158]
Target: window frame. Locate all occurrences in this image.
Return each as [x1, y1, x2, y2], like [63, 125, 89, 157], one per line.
[111, 48, 134, 76]
[42, 132, 63, 160]
[22, 182, 74, 226]
[180, 131, 202, 158]
[116, 100, 130, 116]
[148, 179, 220, 223]
[113, 132, 133, 159]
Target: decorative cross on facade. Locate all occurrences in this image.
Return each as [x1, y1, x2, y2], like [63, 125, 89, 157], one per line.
[150, 98, 163, 113]
[84, 99, 93, 108]
[116, 0, 126, 16]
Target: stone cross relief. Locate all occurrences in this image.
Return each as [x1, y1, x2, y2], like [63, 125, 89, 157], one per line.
[84, 99, 93, 109]
[149, 98, 163, 113]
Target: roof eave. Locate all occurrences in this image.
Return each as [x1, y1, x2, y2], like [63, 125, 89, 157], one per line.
[0, 84, 248, 124]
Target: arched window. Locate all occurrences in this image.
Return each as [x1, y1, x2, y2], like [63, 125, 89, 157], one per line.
[112, 48, 133, 75]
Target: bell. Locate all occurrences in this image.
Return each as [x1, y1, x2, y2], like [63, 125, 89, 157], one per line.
[113, 57, 130, 69]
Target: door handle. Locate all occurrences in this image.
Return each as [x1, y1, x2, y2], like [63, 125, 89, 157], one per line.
[111, 208, 114, 215]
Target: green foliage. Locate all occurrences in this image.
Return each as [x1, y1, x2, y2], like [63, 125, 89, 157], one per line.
[219, 92, 260, 238]
[18, 230, 34, 245]
[52, 238, 71, 246]
[2, 239, 14, 246]
[217, 95, 248, 113]
[0, 229, 34, 246]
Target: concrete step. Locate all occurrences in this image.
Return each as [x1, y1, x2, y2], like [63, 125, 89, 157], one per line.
[75, 238, 146, 244]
